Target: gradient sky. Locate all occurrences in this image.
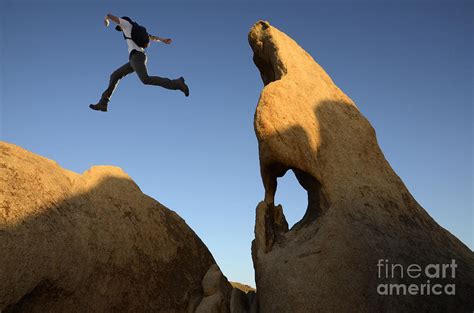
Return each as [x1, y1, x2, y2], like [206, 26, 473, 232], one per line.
[1, 0, 472, 286]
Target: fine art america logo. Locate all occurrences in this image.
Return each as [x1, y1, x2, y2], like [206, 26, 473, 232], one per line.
[376, 259, 457, 296]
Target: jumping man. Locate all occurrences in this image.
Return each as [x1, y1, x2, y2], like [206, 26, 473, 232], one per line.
[90, 14, 189, 112]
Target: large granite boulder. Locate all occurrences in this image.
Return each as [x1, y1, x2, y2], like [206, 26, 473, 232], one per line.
[249, 20, 474, 313]
[0, 141, 214, 312]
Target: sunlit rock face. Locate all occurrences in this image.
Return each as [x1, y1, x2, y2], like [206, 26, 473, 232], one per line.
[0, 141, 215, 313]
[249, 20, 474, 313]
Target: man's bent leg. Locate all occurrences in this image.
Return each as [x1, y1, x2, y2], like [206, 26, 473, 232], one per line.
[130, 52, 183, 91]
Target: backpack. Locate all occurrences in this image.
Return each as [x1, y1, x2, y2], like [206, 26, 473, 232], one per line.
[117, 16, 150, 48]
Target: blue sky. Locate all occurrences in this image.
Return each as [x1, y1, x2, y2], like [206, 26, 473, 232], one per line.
[0, 0, 472, 286]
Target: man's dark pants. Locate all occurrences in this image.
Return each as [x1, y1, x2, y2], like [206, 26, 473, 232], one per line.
[98, 51, 181, 105]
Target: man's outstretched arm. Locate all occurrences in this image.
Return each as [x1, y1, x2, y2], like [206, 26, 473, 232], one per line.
[149, 35, 172, 45]
[104, 13, 120, 27]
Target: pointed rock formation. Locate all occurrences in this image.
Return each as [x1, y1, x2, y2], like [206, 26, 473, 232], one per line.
[249, 21, 474, 312]
[0, 141, 214, 312]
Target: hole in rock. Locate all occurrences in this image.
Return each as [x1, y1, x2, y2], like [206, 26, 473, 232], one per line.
[275, 170, 308, 229]
[275, 169, 327, 230]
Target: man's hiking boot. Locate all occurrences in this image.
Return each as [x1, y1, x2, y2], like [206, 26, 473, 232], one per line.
[89, 102, 108, 112]
[178, 77, 190, 97]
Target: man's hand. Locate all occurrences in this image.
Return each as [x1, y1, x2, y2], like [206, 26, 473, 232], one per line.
[149, 35, 172, 44]
[104, 14, 120, 27]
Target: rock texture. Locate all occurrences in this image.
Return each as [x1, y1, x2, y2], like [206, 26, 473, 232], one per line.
[0, 141, 215, 312]
[249, 20, 474, 312]
[194, 265, 255, 313]
[229, 282, 255, 294]
[195, 264, 232, 313]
